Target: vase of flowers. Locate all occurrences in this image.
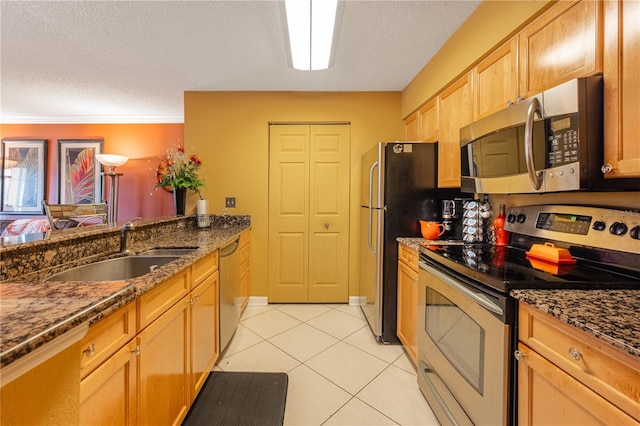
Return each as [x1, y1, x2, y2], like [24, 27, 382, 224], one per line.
[156, 145, 205, 216]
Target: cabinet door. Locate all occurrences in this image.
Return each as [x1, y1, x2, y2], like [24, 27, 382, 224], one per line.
[190, 271, 219, 399]
[474, 38, 518, 120]
[404, 111, 419, 141]
[517, 342, 637, 425]
[396, 260, 418, 366]
[603, 0, 640, 178]
[80, 339, 138, 426]
[418, 99, 438, 143]
[438, 72, 473, 188]
[138, 298, 190, 426]
[518, 0, 601, 97]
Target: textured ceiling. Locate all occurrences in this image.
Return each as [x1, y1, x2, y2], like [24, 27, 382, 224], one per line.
[0, 0, 480, 123]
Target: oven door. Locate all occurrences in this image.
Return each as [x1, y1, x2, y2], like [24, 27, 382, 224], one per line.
[417, 259, 512, 426]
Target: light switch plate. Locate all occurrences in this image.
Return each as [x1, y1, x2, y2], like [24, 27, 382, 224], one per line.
[225, 197, 236, 208]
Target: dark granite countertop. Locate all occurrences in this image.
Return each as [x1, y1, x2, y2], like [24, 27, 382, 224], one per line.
[0, 222, 249, 368]
[397, 238, 640, 361]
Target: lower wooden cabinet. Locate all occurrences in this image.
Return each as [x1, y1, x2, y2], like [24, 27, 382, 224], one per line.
[190, 270, 219, 398]
[80, 249, 221, 426]
[138, 296, 191, 426]
[517, 303, 640, 425]
[80, 339, 138, 426]
[397, 244, 419, 366]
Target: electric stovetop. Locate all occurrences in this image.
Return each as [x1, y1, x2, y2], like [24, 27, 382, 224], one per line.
[419, 242, 640, 294]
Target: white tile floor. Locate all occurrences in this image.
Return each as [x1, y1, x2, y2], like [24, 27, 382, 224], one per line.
[214, 303, 439, 426]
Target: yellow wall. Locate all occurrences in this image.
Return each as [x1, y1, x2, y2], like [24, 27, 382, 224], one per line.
[1, 342, 81, 426]
[184, 91, 402, 298]
[401, 0, 552, 118]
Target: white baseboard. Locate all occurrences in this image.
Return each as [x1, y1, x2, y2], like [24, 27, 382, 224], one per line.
[349, 296, 365, 306]
[248, 296, 268, 306]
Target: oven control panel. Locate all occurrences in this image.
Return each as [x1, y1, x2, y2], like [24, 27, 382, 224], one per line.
[505, 205, 640, 254]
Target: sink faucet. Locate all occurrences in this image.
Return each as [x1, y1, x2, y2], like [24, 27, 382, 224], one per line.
[120, 217, 142, 254]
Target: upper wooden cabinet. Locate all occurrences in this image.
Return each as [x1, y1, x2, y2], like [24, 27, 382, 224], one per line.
[473, 37, 518, 120]
[418, 99, 438, 143]
[518, 0, 601, 98]
[603, 0, 640, 178]
[438, 72, 473, 188]
[404, 112, 419, 141]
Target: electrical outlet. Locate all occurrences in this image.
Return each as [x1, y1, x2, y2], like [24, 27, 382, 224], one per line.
[225, 197, 236, 208]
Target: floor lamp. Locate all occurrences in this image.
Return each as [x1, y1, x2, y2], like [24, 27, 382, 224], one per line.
[95, 154, 128, 224]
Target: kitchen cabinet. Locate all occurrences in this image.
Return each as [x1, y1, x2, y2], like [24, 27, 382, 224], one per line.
[396, 243, 419, 366]
[79, 302, 137, 425]
[190, 254, 220, 398]
[79, 250, 220, 426]
[80, 339, 138, 426]
[238, 229, 251, 311]
[404, 111, 419, 141]
[518, 0, 601, 98]
[137, 290, 191, 426]
[418, 99, 438, 143]
[473, 37, 518, 120]
[516, 303, 640, 425]
[403, 100, 437, 143]
[437, 72, 473, 188]
[603, 0, 640, 179]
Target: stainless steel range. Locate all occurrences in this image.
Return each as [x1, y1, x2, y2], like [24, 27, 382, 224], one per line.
[416, 205, 640, 425]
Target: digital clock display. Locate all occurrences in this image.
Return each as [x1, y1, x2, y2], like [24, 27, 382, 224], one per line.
[535, 213, 592, 235]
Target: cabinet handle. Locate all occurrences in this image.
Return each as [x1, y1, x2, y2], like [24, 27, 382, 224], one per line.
[193, 294, 200, 301]
[568, 347, 582, 361]
[324, 222, 329, 230]
[187, 298, 194, 305]
[131, 345, 141, 356]
[83, 343, 95, 358]
[601, 163, 613, 174]
[514, 349, 526, 361]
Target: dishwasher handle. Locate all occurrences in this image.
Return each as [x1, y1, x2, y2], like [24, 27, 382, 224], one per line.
[220, 239, 240, 257]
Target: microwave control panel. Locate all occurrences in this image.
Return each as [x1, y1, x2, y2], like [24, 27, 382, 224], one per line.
[547, 113, 579, 167]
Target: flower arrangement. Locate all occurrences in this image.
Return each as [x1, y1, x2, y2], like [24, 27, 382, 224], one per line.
[156, 145, 206, 199]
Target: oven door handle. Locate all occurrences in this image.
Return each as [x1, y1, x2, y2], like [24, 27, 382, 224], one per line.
[419, 261, 504, 316]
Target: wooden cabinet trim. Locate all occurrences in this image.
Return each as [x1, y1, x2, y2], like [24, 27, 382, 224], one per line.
[138, 269, 191, 331]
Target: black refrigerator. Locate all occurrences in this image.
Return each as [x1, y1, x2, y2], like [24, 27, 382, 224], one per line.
[359, 142, 439, 343]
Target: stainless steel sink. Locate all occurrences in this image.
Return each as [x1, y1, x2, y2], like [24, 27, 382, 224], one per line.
[46, 256, 180, 281]
[138, 248, 197, 256]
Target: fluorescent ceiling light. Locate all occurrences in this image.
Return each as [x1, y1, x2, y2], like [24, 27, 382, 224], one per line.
[284, 0, 339, 71]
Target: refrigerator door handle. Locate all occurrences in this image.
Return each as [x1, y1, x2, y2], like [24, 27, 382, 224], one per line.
[368, 161, 379, 255]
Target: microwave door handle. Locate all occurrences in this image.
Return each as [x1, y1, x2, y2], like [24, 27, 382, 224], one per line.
[524, 97, 543, 190]
[368, 161, 379, 255]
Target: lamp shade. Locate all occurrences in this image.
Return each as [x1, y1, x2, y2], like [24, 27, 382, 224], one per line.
[95, 154, 128, 168]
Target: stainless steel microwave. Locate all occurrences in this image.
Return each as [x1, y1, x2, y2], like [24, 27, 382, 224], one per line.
[460, 76, 635, 194]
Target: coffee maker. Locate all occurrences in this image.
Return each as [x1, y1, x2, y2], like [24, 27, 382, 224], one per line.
[442, 198, 465, 240]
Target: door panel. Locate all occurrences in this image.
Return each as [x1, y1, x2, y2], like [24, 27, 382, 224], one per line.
[308, 125, 350, 302]
[269, 125, 309, 302]
[269, 124, 350, 303]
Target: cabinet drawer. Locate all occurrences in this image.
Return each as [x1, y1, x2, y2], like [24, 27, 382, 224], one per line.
[138, 269, 190, 331]
[193, 250, 218, 285]
[80, 302, 136, 378]
[398, 244, 419, 272]
[519, 304, 640, 421]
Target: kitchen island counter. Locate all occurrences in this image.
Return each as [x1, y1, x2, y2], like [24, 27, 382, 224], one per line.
[0, 220, 249, 370]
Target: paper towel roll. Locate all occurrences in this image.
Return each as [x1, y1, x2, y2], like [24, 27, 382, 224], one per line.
[197, 199, 208, 215]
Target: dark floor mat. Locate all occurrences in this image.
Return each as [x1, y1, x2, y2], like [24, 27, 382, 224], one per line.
[182, 371, 288, 426]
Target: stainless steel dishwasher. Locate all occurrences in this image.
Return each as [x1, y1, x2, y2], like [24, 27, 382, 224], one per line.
[219, 237, 241, 352]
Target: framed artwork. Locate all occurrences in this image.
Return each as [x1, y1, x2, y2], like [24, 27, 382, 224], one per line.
[1, 139, 48, 213]
[58, 139, 103, 204]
